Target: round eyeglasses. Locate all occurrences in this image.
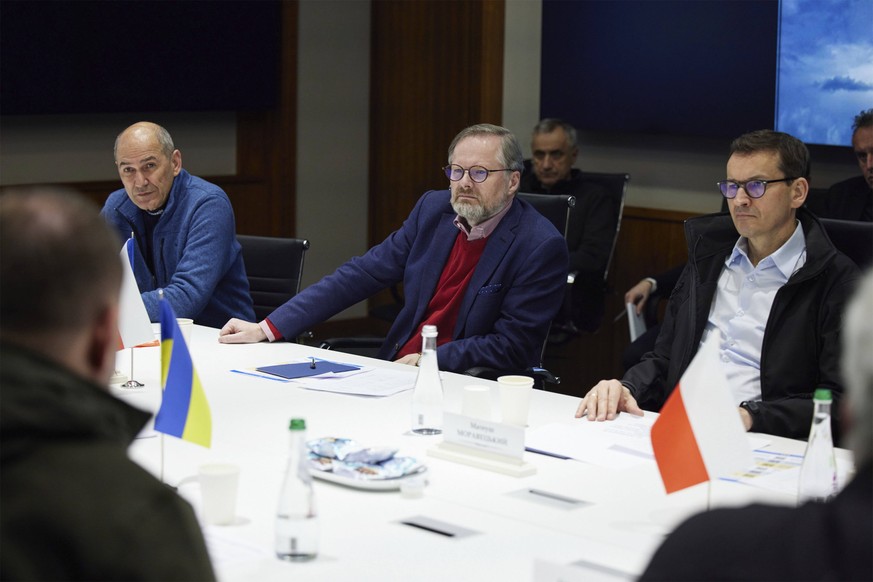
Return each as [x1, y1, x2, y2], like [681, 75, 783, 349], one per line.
[717, 177, 796, 199]
[444, 164, 512, 183]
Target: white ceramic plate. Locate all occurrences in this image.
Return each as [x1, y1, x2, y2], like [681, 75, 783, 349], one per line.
[310, 466, 427, 491]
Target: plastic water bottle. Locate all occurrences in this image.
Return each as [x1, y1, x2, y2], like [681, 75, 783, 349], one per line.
[275, 418, 318, 561]
[411, 325, 443, 434]
[797, 388, 838, 503]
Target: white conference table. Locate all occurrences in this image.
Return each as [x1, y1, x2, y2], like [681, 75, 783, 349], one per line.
[114, 325, 850, 582]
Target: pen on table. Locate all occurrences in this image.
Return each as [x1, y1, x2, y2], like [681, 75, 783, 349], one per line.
[230, 369, 291, 382]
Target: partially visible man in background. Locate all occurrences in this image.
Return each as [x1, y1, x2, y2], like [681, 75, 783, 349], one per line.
[519, 118, 617, 332]
[0, 188, 215, 581]
[811, 108, 873, 221]
[102, 121, 254, 328]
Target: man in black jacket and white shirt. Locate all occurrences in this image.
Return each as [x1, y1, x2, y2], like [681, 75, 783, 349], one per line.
[576, 130, 859, 440]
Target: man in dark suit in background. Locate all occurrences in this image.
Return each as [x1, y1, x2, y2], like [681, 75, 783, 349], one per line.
[640, 268, 873, 582]
[519, 118, 617, 332]
[809, 108, 873, 221]
[219, 124, 568, 374]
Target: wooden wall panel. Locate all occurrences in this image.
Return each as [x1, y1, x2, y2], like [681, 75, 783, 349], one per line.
[368, 0, 505, 247]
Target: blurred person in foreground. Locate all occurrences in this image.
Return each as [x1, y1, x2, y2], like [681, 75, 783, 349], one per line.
[640, 268, 873, 581]
[576, 130, 859, 439]
[219, 124, 568, 374]
[0, 188, 215, 581]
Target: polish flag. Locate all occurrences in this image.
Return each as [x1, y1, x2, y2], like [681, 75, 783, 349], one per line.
[117, 238, 155, 349]
[650, 335, 752, 494]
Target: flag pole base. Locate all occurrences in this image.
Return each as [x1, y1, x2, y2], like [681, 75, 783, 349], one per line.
[110, 370, 128, 385]
[121, 379, 145, 389]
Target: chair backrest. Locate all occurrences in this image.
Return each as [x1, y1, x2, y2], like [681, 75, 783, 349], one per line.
[237, 235, 310, 321]
[578, 171, 630, 280]
[819, 218, 873, 271]
[516, 192, 575, 238]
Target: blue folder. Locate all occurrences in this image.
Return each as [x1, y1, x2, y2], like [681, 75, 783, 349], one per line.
[256, 359, 361, 380]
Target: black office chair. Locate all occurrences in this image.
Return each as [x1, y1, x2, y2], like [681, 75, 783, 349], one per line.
[237, 234, 310, 322]
[550, 171, 630, 339]
[516, 191, 576, 237]
[579, 171, 630, 284]
[819, 218, 873, 270]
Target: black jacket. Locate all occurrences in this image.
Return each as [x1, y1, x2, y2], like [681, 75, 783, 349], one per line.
[641, 462, 873, 581]
[623, 208, 859, 439]
[519, 168, 617, 278]
[520, 168, 617, 331]
[0, 343, 216, 581]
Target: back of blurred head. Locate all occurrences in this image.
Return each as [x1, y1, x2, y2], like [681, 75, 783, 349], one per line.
[0, 187, 122, 385]
[842, 269, 873, 466]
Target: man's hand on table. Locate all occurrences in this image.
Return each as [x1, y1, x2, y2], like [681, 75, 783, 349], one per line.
[575, 379, 644, 421]
[218, 319, 267, 343]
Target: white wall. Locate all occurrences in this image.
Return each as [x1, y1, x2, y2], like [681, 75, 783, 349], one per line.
[295, 0, 371, 318]
[0, 112, 236, 185]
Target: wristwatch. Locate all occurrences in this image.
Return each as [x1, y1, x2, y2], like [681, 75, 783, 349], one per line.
[739, 400, 760, 428]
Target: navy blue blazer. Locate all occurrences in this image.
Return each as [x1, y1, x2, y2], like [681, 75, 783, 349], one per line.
[268, 190, 569, 372]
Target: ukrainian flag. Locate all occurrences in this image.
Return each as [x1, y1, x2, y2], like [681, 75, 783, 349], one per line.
[154, 298, 212, 448]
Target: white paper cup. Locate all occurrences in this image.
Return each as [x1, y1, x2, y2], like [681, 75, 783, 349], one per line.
[197, 463, 240, 525]
[176, 318, 194, 345]
[462, 384, 492, 420]
[498, 375, 534, 427]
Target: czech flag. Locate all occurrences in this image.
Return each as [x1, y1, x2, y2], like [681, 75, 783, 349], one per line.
[154, 297, 212, 448]
[650, 335, 751, 493]
[117, 238, 154, 349]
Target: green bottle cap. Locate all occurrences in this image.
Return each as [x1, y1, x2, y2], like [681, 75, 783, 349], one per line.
[289, 418, 306, 430]
[813, 388, 832, 401]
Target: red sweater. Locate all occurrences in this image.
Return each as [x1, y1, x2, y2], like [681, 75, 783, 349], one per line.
[396, 231, 487, 358]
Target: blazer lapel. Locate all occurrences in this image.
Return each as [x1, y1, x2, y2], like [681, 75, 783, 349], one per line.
[454, 201, 521, 336]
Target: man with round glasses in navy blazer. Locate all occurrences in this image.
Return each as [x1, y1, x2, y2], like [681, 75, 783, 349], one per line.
[576, 130, 859, 440]
[219, 124, 568, 374]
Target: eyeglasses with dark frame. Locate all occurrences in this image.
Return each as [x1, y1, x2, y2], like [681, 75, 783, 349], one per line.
[717, 177, 797, 199]
[444, 164, 512, 183]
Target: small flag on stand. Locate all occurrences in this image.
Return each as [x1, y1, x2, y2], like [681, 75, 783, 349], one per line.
[154, 296, 212, 448]
[650, 335, 752, 494]
[117, 238, 155, 349]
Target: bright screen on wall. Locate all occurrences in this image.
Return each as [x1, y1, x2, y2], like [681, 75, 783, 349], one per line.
[540, 0, 872, 147]
[775, 0, 873, 147]
[0, 1, 281, 115]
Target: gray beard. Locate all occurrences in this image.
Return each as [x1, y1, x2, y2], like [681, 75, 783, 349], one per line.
[451, 199, 488, 225]
[452, 197, 511, 226]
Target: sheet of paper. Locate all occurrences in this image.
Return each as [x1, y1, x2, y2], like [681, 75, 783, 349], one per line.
[204, 527, 271, 568]
[720, 448, 854, 495]
[526, 414, 657, 470]
[626, 302, 647, 341]
[293, 366, 417, 397]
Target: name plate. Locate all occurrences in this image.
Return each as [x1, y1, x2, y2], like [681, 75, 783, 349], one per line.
[442, 412, 525, 460]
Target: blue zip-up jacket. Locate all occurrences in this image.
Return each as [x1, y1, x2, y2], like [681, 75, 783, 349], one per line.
[101, 169, 254, 328]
